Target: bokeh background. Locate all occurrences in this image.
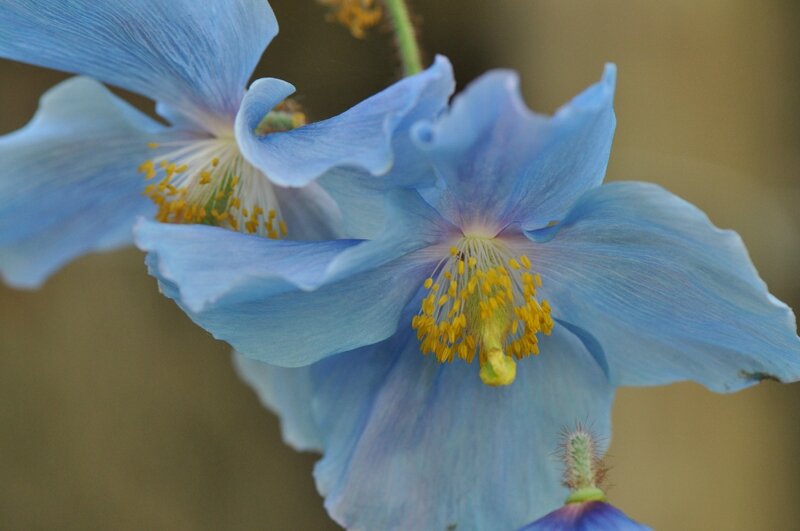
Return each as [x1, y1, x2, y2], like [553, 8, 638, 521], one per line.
[2, 1, 800, 529]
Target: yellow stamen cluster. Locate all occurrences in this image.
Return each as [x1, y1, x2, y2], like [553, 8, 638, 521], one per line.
[255, 100, 307, 136]
[411, 238, 554, 386]
[318, 0, 383, 39]
[139, 142, 288, 239]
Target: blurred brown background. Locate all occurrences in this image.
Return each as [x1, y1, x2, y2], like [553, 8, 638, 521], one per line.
[2, 1, 799, 529]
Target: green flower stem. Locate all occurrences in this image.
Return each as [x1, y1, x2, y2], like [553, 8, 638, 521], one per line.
[383, 0, 423, 76]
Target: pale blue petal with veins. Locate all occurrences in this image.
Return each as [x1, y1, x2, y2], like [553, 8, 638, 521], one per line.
[0, 0, 454, 286]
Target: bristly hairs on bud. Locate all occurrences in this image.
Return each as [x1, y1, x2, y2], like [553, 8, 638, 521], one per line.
[559, 424, 609, 503]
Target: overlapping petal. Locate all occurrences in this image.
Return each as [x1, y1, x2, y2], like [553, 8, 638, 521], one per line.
[311, 325, 613, 531]
[135, 220, 358, 314]
[0, 0, 277, 131]
[235, 56, 455, 187]
[527, 182, 800, 392]
[136, 190, 453, 366]
[412, 64, 616, 231]
[233, 352, 322, 452]
[0, 77, 164, 288]
[273, 182, 344, 240]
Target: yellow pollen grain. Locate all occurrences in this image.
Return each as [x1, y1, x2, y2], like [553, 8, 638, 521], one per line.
[318, 0, 383, 39]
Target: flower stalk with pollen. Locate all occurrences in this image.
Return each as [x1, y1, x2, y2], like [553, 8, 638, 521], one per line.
[318, 0, 383, 39]
[318, 0, 423, 77]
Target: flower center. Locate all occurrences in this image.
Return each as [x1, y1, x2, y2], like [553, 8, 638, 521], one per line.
[139, 103, 307, 238]
[411, 237, 554, 387]
[139, 139, 287, 238]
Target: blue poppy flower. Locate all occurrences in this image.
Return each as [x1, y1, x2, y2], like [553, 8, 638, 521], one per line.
[519, 501, 651, 531]
[0, 0, 454, 288]
[139, 65, 800, 529]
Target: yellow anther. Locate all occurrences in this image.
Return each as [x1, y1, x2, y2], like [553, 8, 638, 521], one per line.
[424, 278, 434, 289]
[211, 157, 219, 167]
[147, 142, 160, 149]
[508, 258, 521, 270]
[520, 255, 532, 269]
[279, 220, 288, 236]
[292, 112, 307, 128]
[318, 0, 383, 39]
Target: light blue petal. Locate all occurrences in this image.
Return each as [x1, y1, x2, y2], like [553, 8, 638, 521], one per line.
[520, 501, 652, 531]
[0, 77, 164, 288]
[412, 64, 616, 232]
[273, 181, 344, 240]
[135, 198, 445, 366]
[135, 220, 357, 313]
[315, 105, 446, 241]
[316, 167, 391, 239]
[235, 56, 455, 187]
[233, 351, 322, 452]
[527, 182, 800, 392]
[0, 0, 277, 130]
[311, 325, 614, 531]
